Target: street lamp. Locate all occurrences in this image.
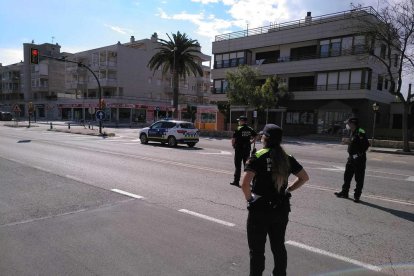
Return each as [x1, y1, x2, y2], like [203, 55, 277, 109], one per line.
[372, 102, 380, 147]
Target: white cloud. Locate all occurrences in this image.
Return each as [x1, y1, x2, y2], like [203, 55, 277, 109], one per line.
[0, 48, 23, 66]
[191, 0, 220, 4]
[157, 8, 233, 41]
[104, 24, 134, 35]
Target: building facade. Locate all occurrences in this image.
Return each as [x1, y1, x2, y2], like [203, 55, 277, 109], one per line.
[210, 7, 396, 135]
[1, 33, 212, 125]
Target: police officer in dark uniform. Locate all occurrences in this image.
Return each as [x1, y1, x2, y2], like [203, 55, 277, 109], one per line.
[230, 116, 257, 187]
[241, 124, 309, 276]
[335, 117, 370, 203]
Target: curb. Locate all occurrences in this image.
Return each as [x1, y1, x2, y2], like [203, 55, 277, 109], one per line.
[370, 149, 414, 155]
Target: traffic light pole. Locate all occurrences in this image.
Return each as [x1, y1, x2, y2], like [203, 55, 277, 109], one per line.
[40, 55, 103, 134]
[77, 63, 103, 135]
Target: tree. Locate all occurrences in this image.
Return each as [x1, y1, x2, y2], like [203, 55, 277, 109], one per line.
[148, 32, 203, 118]
[226, 65, 292, 110]
[255, 75, 293, 110]
[226, 65, 260, 107]
[353, 2, 414, 151]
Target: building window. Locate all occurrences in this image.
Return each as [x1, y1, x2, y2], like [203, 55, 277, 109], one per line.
[317, 73, 327, 90]
[384, 79, 389, 90]
[354, 35, 366, 54]
[394, 54, 399, 67]
[377, 75, 383, 91]
[256, 50, 280, 64]
[286, 111, 314, 125]
[341, 36, 353, 55]
[320, 40, 330, 58]
[380, 44, 386, 59]
[339, 71, 350, 90]
[350, 70, 362, 88]
[330, 39, 341, 57]
[215, 54, 222, 69]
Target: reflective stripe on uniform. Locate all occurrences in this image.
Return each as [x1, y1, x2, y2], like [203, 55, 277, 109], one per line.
[255, 148, 270, 158]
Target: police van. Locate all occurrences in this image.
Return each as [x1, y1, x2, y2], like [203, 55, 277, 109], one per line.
[139, 120, 199, 147]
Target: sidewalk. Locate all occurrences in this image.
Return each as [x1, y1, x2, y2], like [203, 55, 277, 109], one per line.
[4, 120, 115, 137]
[370, 147, 414, 155]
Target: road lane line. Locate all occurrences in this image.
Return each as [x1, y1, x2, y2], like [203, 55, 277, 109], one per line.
[406, 176, 414, 182]
[32, 166, 52, 173]
[111, 189, 144, 199]
[285, 240, 382, 272]
[65, 175, 85, 183]
[306, 184, 414, 206]
[178, 209, 235, 227]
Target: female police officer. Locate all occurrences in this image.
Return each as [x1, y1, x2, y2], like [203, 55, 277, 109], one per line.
[241, 124, 309, 276]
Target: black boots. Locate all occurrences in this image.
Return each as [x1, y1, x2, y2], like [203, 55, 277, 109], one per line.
[334, 191, 349, 199]
[230, 182, 240, 188]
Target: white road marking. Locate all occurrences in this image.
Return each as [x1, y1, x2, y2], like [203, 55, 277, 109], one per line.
[111, 189, 144, 199]
[178, 209, 235, 227]
[32, 166, 52, 173]
[65, 175, 85, 183]
[306, 184, 414, 206]
[405, 176, 414, 182]
[285, 240, 382, 272]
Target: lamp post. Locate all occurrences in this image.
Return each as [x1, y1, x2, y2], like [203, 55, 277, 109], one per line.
[372, 102, 379, 147]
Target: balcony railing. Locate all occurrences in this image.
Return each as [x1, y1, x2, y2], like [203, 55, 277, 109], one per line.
[215, 7, 381, 42]
[211, 83, 370, 95]
[289, 83, 371, 92]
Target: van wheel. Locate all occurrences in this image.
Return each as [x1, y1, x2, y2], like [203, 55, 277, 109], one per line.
[140, 134, 148, 144]
[168, 136, 177, 147]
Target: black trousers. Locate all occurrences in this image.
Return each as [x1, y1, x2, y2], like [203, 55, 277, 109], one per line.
[233, 148, 251, 183]
[247, 210, 289, 276]
[342, 156, 366, 197]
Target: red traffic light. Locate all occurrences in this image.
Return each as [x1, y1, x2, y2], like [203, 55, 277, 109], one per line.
[30, 48, 39, 64]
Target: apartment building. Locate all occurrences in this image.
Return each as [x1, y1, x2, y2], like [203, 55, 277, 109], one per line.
[0, 42, 65, 117]
[0, 33, 212, 124]
[211, 7, 396, 135]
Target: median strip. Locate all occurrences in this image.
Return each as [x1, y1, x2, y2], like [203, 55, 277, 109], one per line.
[178, 209, 235, 227]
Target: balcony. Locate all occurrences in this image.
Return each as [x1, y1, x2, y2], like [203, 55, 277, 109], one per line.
[215, 7, 381, 42]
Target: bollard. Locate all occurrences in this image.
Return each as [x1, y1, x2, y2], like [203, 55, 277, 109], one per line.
[68, 123, 70, 129]
[50, 122, 53, 129]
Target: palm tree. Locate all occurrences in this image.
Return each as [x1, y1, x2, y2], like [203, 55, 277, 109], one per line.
[148, 31, 203, 118]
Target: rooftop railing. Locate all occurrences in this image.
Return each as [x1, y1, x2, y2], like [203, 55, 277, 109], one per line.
[215, 7, 380, 42]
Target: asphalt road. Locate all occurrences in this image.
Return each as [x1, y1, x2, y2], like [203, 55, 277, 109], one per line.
[0, 124, 413, 275]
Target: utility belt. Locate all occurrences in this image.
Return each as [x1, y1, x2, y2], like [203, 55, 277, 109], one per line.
[348, 152, 366, 160]
[247, 193, 291, 212]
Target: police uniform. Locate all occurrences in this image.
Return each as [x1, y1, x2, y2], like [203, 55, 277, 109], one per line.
[335, 118, 370, 202]
[245, 148, 303, 276]
[231, 118, 257, 186]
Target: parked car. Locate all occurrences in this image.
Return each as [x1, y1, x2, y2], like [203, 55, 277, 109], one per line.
[139, 120, 199, 147]
[0, 112, 13, 121]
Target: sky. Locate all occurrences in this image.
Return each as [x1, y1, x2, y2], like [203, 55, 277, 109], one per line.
[0, 0, 386, 66]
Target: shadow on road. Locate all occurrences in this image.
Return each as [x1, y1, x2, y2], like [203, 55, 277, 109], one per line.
[359, 201, 414, 223]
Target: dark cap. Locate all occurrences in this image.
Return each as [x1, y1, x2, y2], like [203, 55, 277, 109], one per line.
[344, 117, 358, 124]
[260, 124, 283, 144]
[237, 115, 248, 121]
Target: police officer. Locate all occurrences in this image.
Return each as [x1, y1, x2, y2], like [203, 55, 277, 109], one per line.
[231, 116, 257, 187]
[335, 117, 370, 203]
[241, 124, 309, 276]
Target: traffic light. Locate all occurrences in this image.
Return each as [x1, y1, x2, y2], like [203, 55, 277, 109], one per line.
[30, 48, 39, 64]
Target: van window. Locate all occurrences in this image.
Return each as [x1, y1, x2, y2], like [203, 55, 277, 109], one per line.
[180, 123, 195, 129]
